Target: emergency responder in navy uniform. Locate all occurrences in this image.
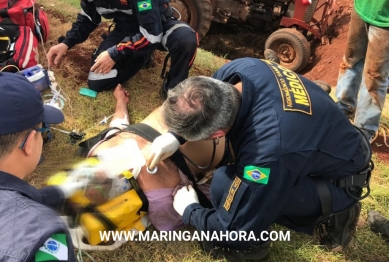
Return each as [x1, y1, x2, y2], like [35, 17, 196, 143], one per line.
[0, 73, 86, 261]
[47, 0, 197, 96]
[146, 58, 373, 260]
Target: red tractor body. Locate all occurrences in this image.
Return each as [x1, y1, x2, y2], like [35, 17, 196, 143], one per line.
[170, 0, 336, 71]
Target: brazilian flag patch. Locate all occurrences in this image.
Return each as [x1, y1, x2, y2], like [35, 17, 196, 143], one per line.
[243, 165, 270, 184]
[137, 0, 152, 11]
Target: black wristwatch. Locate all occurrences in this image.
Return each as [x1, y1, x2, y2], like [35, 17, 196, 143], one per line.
[168, 130, 187, 145]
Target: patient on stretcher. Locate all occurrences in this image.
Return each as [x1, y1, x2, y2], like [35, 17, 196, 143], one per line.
[81, 84, 232, 231]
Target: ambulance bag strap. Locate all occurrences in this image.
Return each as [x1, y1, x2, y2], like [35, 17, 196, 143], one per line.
[128, 175, 148, 212]
[312, 176, 332, 218]
[78, 127, 121, 157]
[122, 123, 213, 208]
[82, 204, 118, 231]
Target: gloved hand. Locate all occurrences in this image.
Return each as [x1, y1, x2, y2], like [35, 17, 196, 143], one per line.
[57, 175, 88, 199]
[173, 185, 199, 216]
[146, 132, 180, 170]
[129, 163, 142, 179]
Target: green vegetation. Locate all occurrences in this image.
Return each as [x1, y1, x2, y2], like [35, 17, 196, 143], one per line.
[61, 0, 79, 8]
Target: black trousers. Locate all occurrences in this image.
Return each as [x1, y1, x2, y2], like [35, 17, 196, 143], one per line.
[88, 19, 198, 92]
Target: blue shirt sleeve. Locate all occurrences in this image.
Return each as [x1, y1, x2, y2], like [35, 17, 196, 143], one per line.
[62, 0, 100, 49]
[108, 0, 164, 61]
[39, 186, 65, 212]
[182, 161, 299, 249]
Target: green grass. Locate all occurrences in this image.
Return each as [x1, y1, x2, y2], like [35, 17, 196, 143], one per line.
[30, 1, 389, 261]
[59, 0, 79, 8]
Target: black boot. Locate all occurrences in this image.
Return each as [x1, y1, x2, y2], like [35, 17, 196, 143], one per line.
[320, 202, 361, 252]
[368, 210, 389, 241]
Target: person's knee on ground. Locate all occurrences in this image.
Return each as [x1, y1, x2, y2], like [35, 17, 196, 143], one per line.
[88, 48, 120, 92]
[87, 49, 149, 92]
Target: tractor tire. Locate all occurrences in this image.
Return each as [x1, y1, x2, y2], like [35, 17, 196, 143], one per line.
[265, 28, 311, 72]
[169, 0, 212, 40]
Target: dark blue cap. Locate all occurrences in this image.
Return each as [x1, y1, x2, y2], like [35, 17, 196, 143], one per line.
[0, 72, 64, 135]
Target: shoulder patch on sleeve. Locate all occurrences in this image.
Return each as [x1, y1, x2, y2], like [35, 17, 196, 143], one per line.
[35, 234, 68, 261]
[223, 176, 242, 211]
[243, 165, 270, 184]
[137, 0, 152, 11]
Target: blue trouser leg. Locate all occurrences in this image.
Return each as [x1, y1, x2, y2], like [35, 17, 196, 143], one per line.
[335, 7, 367, 117]
[276, 176, 356, 234]
[336, 7, 389, 137]
[88, 20, 197, 92]
[160, 20, 198, 91]
[211, 165, 356, 235]
[354, 24, 389, 136]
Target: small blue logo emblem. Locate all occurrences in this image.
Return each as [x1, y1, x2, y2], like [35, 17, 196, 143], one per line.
[45, 240, 59, 254]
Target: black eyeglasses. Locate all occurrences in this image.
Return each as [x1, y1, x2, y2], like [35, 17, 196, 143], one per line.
[19, 126, 51, 149]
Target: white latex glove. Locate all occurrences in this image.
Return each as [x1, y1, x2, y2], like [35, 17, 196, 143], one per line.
[57, 175, 88, 199]
[173, 185, 199, 216]
[146, 132, 180, 170]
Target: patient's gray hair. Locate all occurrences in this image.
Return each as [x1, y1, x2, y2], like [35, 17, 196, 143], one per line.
[162, 76, 241, 141]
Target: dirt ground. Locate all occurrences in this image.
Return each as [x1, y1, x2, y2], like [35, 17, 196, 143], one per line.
[200, 0, 353, 86]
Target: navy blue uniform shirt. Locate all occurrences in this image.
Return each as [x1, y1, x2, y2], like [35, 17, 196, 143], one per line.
[0, 171, 76, 262]
[182, 58, 366, 249]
